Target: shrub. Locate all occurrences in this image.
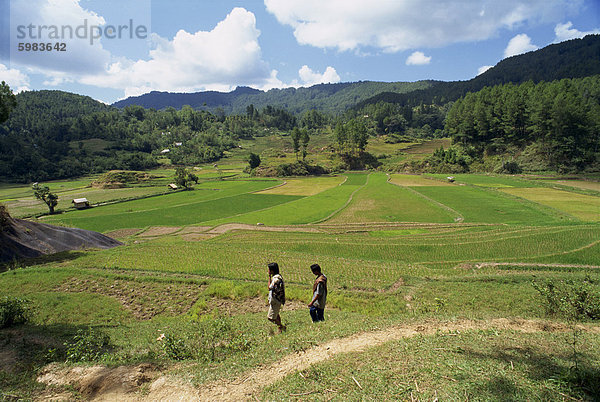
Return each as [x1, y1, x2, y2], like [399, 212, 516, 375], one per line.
[157, 317, 251, 362]
[275, 161, 328, 176]
[160, 333, 192, 360]
[334, 151, 382, 170]
[0, 296, 31, 328]
[532, 277, 600, 320]
[495, 160, 522, 174]
[64, 328, 111, 362]
[248, 152, 261, 169]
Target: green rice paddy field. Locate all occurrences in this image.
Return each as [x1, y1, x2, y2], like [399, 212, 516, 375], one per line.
[1, 171, 599, 400]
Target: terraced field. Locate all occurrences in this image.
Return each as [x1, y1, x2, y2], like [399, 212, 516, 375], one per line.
[328, 173, 455, 223]
[42, 179, 289, 232]
[1, 171, 599, 401]
[501, 187, 600, 221]
[203, 173, 369, 226]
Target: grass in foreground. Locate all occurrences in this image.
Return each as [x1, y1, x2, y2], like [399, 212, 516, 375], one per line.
[262, 329, 600, 401]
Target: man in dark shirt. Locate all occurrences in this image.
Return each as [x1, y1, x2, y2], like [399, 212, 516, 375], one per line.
[308, 263, 327, 322]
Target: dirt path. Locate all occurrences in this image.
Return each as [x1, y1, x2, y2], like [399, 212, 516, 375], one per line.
[37, 318, 600, 401]
[206, 223, 321, 235]
[476, 262, 600, 269]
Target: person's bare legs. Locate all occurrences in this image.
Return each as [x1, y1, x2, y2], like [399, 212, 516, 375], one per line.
[270, 315, 286, 332]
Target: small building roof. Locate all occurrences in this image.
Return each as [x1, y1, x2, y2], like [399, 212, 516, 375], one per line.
[72, 198, 89, 203]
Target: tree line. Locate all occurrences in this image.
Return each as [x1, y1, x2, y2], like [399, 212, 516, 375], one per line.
[444, 76, 600, 172]
[0, 89, 333, 182]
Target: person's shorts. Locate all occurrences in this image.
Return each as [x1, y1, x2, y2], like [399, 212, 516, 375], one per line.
[267, 301, 281, 320]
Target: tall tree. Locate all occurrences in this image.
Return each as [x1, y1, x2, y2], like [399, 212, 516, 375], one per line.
[174, 167, 199, 190]
[300, 129, 310, 160]
[0, 81, 17, 124]
[248, 152, 261, 169]
[291, 127, 301, 160]
[33, 183, 58, 214]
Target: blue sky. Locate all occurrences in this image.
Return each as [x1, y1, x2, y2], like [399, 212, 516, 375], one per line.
[1, 0, 599, 104]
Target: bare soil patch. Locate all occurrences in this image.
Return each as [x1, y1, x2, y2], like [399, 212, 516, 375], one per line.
[181, 233, 218, 241]
[178, 226, 212, 234]
[54, 278, 304, 319]
[37, 362, 158, 401]
[55, 277, 204, 320]
[103, 228, 141, 238]
[138, 226, 182, 237]
[0, 218, 122, 263]
[0, 349, 17, 373]
[386, 277, 405, 292]
[206, 223, 321, 235]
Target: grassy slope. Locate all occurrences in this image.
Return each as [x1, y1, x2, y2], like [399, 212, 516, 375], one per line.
[1, 171, 600, 400]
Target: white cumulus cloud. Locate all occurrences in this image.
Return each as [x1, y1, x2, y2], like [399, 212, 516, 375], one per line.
[264, 0, 582, 52]
[503, 34, 538, 58]
[298, 65, 341, 86]
[0, 64, 31, 92]
[554, 21, 600, 42]
[406, 51, 431, 65]
[477, 65, 494, 75]
[80, 8, 279, 96]
[9, 2, 289, 98]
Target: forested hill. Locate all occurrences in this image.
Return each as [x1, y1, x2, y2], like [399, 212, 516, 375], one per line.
[113, 86, 262, 111]
[113, 80, 434, 115]
[7, 90, 113, 132]
[357, 34, 600, 108]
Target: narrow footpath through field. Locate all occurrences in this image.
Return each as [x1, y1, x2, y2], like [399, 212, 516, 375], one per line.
[37, 318, 600, 401]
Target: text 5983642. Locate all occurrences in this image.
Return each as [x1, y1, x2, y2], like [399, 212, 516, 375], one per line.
[17, 43, 67, 52]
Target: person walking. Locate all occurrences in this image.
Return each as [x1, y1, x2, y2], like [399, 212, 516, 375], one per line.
[267, 262, 286, 332]
[308, 263, 327, 322]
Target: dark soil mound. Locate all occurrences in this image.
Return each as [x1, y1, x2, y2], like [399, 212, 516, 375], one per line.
[0, 217, 122, 263]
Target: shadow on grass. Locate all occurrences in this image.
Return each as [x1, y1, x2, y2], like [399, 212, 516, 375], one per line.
[462, 342, 600, 400]
[0, 321, 116, 400]
[0, 250, 87, 273]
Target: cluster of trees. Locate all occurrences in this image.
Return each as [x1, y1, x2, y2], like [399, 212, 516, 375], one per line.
[0, 89, 335, 182]
[348, 101, 447, 140]
[445, 76, 600, 172]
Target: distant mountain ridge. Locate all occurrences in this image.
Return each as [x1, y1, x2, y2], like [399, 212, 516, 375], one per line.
[113, 81, 435, 115]
[357, 34, 600, 108]
[113, 35, 600, 114]
[114, 86, 262, 111]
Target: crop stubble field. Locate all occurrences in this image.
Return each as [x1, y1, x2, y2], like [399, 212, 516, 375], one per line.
[1, 170, 599, 400]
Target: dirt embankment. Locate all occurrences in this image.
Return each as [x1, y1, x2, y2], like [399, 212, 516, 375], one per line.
[0, 217, 122, 263]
